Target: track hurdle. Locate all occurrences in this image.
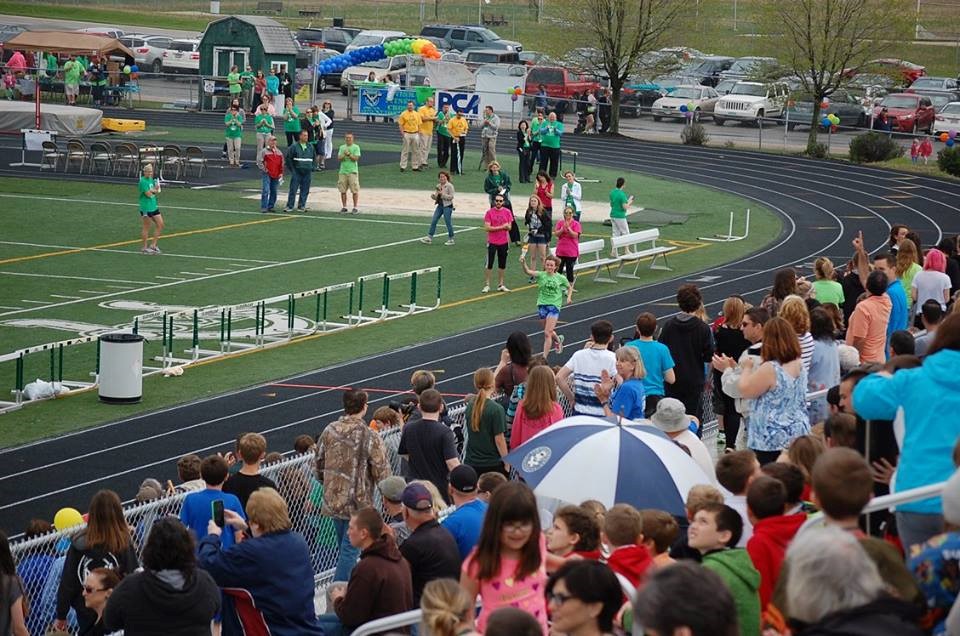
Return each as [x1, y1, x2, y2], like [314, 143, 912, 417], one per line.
[0, 335, 101, 413]
[344, 272, 389, 325]
[291, 281, 356, 335]
[698, 208, 751, 242]
[385, 267, 443, 318]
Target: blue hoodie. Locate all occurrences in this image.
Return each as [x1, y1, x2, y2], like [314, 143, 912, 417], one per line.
[853, 348, 960, 514]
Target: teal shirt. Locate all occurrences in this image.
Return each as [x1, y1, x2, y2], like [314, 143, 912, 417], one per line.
[609, 188, 629, 219]
[540, 120, 563, 148]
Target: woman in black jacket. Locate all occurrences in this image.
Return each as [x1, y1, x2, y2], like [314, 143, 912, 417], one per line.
[104, 518, 220, 635]
[54, 490, 139, 634]
[516, 120, 532, 183]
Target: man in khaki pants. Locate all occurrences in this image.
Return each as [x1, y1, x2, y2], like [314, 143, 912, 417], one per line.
[479, 105, 500, 170]
[397, 101, 423, 172]
[416, 96, 437, 170]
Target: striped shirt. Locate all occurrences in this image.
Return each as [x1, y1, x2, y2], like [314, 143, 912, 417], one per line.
[563, 348, 617, 416]
[798, 332, 815, 372]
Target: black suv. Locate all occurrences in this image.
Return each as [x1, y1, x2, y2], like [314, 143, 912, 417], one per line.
[296, 27, 354, 53]
[419, 24, 521, 53]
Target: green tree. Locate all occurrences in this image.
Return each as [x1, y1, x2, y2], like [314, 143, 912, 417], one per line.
[763, 0, 911, 154]
[546, 0, 683, 134]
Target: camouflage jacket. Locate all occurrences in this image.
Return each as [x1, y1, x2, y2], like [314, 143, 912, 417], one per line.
[316, 414, 391, 519]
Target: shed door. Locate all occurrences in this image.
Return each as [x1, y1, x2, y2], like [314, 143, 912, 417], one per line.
[213, 46, 250, 76]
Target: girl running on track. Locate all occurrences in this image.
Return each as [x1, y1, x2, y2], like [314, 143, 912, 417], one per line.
[520, 253, 572, 358]
[138, 163, 163, 254]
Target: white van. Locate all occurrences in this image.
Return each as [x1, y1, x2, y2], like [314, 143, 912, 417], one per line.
[340, 55, 407, 94]
[344, 30, 406, 53]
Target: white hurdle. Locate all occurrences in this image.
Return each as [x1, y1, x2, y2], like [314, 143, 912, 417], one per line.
[699, 208, 751, 242]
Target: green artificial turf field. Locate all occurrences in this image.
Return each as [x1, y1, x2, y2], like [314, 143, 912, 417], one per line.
[0, 158, 780, 446]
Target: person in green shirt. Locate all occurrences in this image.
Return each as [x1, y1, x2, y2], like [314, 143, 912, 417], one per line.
[254, 102, 275, 157]
[537, 111, 562, 178]
[435, 103, 452, 169]
[282, 97, 301, 146]
[530, 111, 545, 170]
[812, 256, 845, 307]
[224, 102, 244, 167]
[63, 55, 82, 105]
[520, 254, 572, 358]
[609, 176, 634, 256]
[240, 65, 255, 112]
[463, 368, 509, 475]
[45, 52, 58, 78]
[337, 132, 362, 214]
[138, 164, 164, 254]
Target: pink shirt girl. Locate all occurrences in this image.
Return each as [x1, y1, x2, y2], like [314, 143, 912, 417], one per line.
[554, 218, 582, 258]
[484, 206, 514, 246]
[920, 137, 933, 158]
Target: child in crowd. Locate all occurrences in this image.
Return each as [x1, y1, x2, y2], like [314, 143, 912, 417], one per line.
[745, 476, 805, 609]
[670, 484, 724, 561]
[639, 509, 679, 569]
[761, 462, 816, 516]
[919, 136, 933, 165]
[545, 504, 602, 560]
[222, 432, 277, 511]
[910, 138, 920, 164]
[716, 450, 763, 547]
[2, 69, 15, 100]
[476, 472, 507, 502]
[179, 455, 245, 549]
[601, 504, 652, 588]
[687, 503, 761, 636]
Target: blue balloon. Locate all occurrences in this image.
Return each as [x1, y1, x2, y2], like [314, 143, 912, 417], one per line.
[948, 139, 956, 147]
[679, 104, 688, 113]
[130, 64, 139, 73]
[821, 117, 831, 127]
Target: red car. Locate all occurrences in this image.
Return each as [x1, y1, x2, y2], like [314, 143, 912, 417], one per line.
[525, 66, 599, 98]
[877, 93, 936, 134]
[843, 58, 926, 85]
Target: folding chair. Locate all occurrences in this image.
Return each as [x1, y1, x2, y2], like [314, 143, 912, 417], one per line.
[183, 146, 207, 178]
[40, 140, 62, 171]
[88, 141, 114, 175]
[63, 139, 88, 173]
[160, 145, 183, 181]
[112, 142, 140, 177]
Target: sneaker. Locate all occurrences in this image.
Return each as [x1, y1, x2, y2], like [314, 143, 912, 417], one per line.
[420, 236, 433, 244]
[481, 285, 490, 293]
[296, 207, 306, 212]
[444, 238, 455, 246]
[267, 207, 275, 212]
[351, 208, 359, 215]
[339, 207, 348, 213]
[497, 284, 510, 292]
[529, 276, 537, 283]
[150, 246, 161, 254]
[141, 246, 152, 254]
[554, 334, 565, 354]
[260, 208, 269, 213]
[283, 207, 293, 213]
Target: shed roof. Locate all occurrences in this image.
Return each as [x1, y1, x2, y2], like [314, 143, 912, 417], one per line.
[206, 15, 299, 56]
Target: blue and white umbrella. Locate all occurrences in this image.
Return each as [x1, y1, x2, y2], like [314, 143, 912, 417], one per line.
[503, 415, 711, 517]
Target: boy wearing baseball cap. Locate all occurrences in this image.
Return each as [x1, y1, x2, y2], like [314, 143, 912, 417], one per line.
[442, 465, 488, 560]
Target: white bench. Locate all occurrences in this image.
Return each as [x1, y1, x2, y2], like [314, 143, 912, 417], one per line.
[550, 238, 619, 283]
[610, 228, 675, 278]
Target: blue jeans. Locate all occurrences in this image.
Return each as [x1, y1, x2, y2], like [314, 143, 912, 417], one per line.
[333, 517, 360, 583]
[428, 204, 454, 238]
[317, 613, 349, 636]
[287, 170, 311, 209]
[896, 511, 943, 550]
[260, 172, 279, 210]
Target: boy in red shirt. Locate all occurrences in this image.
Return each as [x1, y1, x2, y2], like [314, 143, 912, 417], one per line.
[258, 135, 285, 212]
[602, 503, 653, 588]
[745, 475, 805, 608]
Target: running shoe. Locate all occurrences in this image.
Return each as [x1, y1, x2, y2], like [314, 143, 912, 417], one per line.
[150, 246, 161, 254]
[481, 285, 490, 293]
[141, 247, 152, 254]
[555, 334, 564, 354]
[283, 207, 293, 213]
[444, 239, 455, 246]
[351, 208, 359, 215]
[339, 207, 348, 213]
[296, 207, 306, 212]
[497, 284, 510, 292]
[420, 236, 433, 244]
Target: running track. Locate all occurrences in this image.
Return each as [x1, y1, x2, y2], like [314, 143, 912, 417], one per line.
[2, 126, 959, 535]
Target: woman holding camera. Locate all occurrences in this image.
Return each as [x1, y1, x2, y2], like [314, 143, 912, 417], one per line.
[421, 171, 456, 245]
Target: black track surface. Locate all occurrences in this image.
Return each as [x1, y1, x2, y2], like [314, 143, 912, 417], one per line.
[2, 120, 959, 535]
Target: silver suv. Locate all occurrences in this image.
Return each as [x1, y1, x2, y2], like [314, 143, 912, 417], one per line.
[120, 34, 173, 74]
[419, 24, 521, 53]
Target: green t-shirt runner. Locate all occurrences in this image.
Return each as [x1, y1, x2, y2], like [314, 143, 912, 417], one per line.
[338, 143, 361, 174]
[609, 187, 629, 219]
[139, 176, 158, 213]
[536, 271, 569, 308]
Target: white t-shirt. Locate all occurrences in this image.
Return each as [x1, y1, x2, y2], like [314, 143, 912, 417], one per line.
[673, 429, 717, 482]
[563, 347, 617, 416]
[912, 270, 951, 312]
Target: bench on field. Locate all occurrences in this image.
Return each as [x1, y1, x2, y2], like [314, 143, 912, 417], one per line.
[254, 0, 283, 13]
[298, 8, 322, 17]
[550, 238, 618, 283]
[610, 228, 675, 277]
[482, 13, 508, 26]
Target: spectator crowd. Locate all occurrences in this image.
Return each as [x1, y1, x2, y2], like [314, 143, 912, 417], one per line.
[3, 226, 960, 636]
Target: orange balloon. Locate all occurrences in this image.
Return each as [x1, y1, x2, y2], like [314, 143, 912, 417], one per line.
[941, 132, 950, 142]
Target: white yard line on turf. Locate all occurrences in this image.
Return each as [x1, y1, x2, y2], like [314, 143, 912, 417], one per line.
[49, 294, 81, 299]
[154, 276, 187, 281]
[20, 300, 48, 304]
[0, 271, 153, 285]
[0, 306, 22, 310]
[77, 289, 108, 294]
[0, 228, 479, 318]
[0, 240, 279, 264]
[179, 271, 208, 276]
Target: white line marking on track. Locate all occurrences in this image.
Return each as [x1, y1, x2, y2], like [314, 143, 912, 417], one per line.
[204, 267, 234, 271]
[1, 271, 153, 284]
[0, 241, 278, 265]
[105, 285, 137, 289]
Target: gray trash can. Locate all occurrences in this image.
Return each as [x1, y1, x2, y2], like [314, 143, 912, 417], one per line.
[98, 333, 145, 404]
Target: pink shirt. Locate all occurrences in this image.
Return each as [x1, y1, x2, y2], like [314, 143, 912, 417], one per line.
[463, 533, 549, 634]
[510, 401, 563, 450]
[554, 219, 582, 257]
[484, 206, 513, 246]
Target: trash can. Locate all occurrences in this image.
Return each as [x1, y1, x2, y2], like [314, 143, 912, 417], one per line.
[98, 333, 144, 404]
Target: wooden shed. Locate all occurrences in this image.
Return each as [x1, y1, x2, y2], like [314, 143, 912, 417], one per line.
[199, 15, 298, 78]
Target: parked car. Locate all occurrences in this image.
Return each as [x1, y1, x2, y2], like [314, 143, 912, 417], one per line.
[161, 38, 200, 75]
[720, 56, 778, 81]
[845, 59, 925, 86]
[340, 56, 407, 94]
[713, 81, 789, 125]
[914, 90, 955, 113]
[75, 26, 125, 39]
[782, 90, 869, 130]
[620, 84, 664, 117]
[420, 24, 521, 52]
[878, 92, 935, 134]
[345, 30, 406, 53]
[933, 101, 960, 135]
[680, 55, 734, 87]
[525, 65, 600, 98]
[419, 35, 453, 52]
[562, 47, 604, 72]
[519, 51, 552, 66]
[714, 78, 738, 96]
[120, 34, 173, 73]
[651, 84, 720, 121]
[464, 48, 520, 68]
[295, 27, 354, 52]
[296, 47, 342, 91]
[908, 76, 958, 93]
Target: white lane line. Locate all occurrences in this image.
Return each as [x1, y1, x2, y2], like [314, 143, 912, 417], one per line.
[179, 271, 207, 276]
[0, 305, 23, 310]
[0, 240, 278, 265]
[77, 289, 107, 294]
[49, 294, 82, 299]
[106, 285, 137, 289]
[0, 271, 153, 285]
[204, 267, 234, 271]
[20, 300, 48, 304]
[154, 276, 186, 281]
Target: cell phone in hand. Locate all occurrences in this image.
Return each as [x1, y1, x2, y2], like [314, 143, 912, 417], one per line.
[211, 500, 225, 528]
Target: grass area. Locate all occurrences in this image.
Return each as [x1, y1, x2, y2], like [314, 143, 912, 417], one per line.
[0, 154, 781, 446]
[874, 155, 959, 179]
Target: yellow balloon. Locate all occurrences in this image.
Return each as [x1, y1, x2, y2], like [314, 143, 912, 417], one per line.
[54, 507, 84, 531]
[411, 40, 424, 55]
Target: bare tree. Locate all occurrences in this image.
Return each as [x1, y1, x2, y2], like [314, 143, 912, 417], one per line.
[764, 0, 911, 152]
[549, 0, 683, 134]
